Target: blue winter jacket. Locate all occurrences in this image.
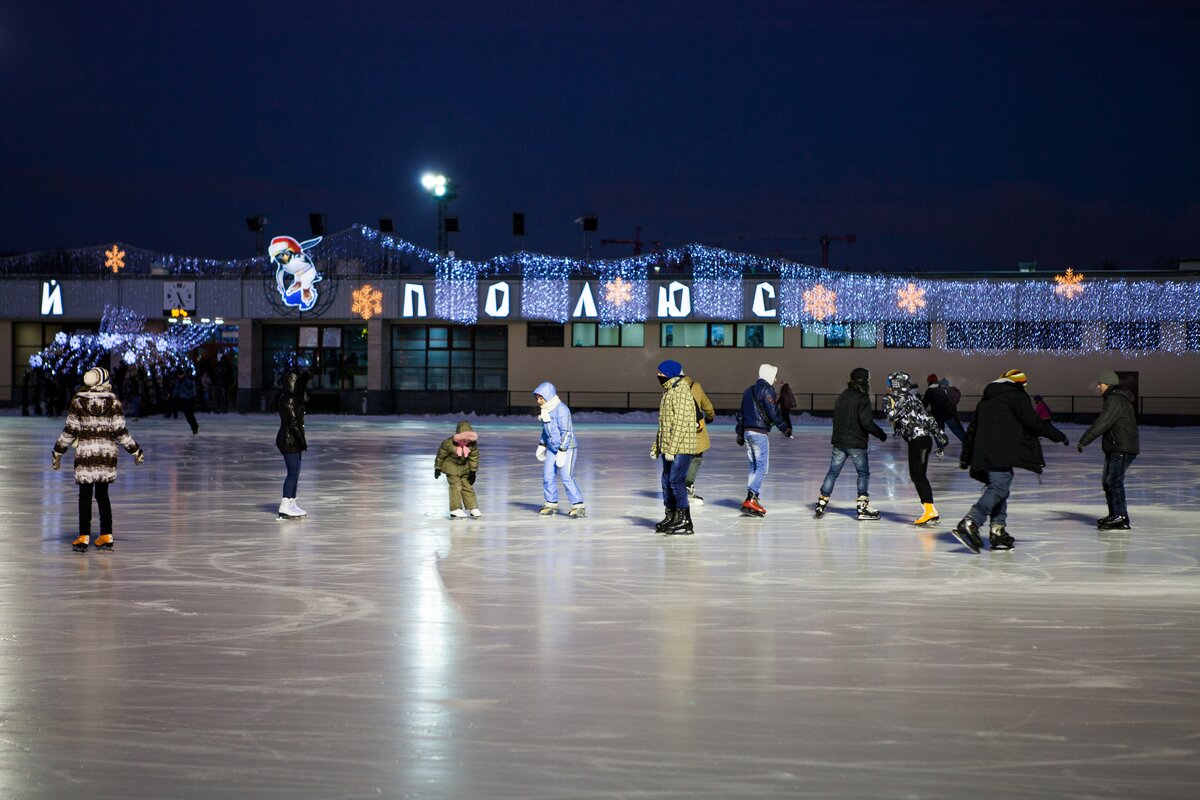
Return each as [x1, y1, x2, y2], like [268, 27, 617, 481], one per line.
[533, 381, 577, 451]
[737, 379, 789, 436]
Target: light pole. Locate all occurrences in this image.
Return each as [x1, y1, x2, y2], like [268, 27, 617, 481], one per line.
[421, 173, 458, 256]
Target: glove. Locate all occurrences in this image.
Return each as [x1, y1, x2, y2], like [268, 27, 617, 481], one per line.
[664, 453, 674, 462]
[874, 431, 888, 443]
[51, 452, 62, 471]
[468, 471, 476, 485]
[434, 469, 442, 479]
[1061, 437, 1071, 446]
[554, 450, 569, 468]
[736, 436, 745, 447]
[1076, 444, 1084, 453]
[535, 445, 547, 462]
[134, 449, 145, 464]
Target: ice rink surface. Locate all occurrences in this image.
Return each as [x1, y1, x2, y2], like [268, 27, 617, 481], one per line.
[1, 412, 1198, 799]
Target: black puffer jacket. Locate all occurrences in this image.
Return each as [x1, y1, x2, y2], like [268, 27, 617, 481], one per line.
[922, 384, 953, 422]
[276, 371, 309, 454]
[1079, 386, 1139, 454]
[831, 383, 886, 448]
[961, 380, 1066, 475]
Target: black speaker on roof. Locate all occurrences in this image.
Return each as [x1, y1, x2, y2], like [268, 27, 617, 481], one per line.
[309, 213, 327, 237]
[512, 212, 525, 236]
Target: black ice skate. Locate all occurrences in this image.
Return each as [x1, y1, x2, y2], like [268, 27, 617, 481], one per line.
[856, 495, 880, 521]
[813, 496, 829, 519]
[1096, 513, 1119, 529]
[665, 508, 694, 535]
[1098, 515, 1130, 530]
[989, 525, 1015, 551]
[655, 508, 680, 533]
[952, 518, 983, 553]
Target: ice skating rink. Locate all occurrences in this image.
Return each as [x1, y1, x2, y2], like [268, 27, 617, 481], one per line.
[2, 413, 1198, 799]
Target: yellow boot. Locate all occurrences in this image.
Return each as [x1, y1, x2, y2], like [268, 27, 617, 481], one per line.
[72, 534, 90, 552]
[914, 503, 939, 526]
[94, 534, 115, 550]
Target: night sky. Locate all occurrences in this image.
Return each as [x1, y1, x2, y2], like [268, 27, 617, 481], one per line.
[1, 0, 1197, 271]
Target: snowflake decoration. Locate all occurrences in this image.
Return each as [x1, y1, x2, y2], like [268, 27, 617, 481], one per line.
[351, 283, 384, 320]
[896, 282, 927, 314]
[604, 276, 634, 307]
[803, 284, 838, 321]
[105, 245, 126, 273]
[1054, 268, 1085, 299]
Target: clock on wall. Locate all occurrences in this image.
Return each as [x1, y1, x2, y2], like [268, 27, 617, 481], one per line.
[163, 281, 196, 314]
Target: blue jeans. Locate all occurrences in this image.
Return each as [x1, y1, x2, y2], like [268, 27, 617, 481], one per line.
[1102, 452, 1136, 517]
[661, 454, 694, 509]
[543, 449, 584, 505]
[820, 447, 869, 497]
[282, 452, 302, 498]
[967, 469, 1013, 528]
[944, 416, 966, 443]
[745, 432, 769, 495]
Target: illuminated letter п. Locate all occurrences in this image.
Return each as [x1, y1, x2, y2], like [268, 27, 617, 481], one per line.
[572, 282, 598, 318]
[403, 283, 428, 318]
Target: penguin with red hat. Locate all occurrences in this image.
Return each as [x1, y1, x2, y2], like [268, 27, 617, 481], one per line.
[270, 235, 323, 311]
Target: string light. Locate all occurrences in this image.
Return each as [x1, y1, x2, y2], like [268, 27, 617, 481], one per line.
[351, 283, 383, 320]
[1054, 268, 1085, 299]
[104, 245, 126, 273]
[517, 254, 574, 322]
[688, 244, 744, 319]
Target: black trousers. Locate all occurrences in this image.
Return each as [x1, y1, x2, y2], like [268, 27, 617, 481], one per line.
[79, 482, 112, 536]
[908, 436, 934, 504]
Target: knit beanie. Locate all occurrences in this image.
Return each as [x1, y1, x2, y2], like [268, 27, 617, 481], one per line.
[926, 373, 939, 385]
[1002, 368, 1028, 384]
[758, 364, 778, 384]
[1097, 370, 1120, 386]
[657, 360, 683, 379]
[83, 367, 110, 389]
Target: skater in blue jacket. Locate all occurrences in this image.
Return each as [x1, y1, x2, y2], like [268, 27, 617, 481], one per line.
[533, 381, 585, 517]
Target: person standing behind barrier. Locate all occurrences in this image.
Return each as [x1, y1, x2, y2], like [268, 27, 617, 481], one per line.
[815, 367, 887, 521]
[276, 370, 310, 520]
[652, 360, 698, 535]
[683, 371, 715, 506]
[1077, 370, 1139, 530]
[735, 364, 791, 517]
[953, 368, 1068, 553]
[533, 381, 585, 518]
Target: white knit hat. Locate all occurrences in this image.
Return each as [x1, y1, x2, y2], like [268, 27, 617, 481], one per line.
[83, 367, 110, 389]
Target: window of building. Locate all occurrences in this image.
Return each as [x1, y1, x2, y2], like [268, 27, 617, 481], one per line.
[801, 323, 876, 348]
[661, 323, 782, 348]
[946, 321, 1015, 350]
[1106, 321, 1160, 350]
[736, 324, 784, 348]
[1017, 321, 1084, 351]
[13, 322, 78, 387]
[391, 325, 508, 391]
[883, 321, 932, 348]
[263, 324, 368, 390]
[527, 323, 564, 348]
[573, 323, 644, 347]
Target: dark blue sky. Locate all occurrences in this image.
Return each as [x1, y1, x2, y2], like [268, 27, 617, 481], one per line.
[2, 0, 1197, 270]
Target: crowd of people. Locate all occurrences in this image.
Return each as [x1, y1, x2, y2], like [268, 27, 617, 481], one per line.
[48, 355, 1140, 556]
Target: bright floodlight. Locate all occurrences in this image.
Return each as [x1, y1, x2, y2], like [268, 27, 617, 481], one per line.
[421, 172, 439, 191]
[434, 185, 446, 197]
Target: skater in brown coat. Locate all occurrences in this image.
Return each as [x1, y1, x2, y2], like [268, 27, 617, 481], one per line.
[52, 367, 144, 551]
[434, 420, 481, 518]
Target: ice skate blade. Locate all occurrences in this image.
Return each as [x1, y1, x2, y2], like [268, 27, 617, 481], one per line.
[741, 510, 766, 518]
[664, 529, 694, 535]
[950, 528, 982, 554]
[72, 543, 88, 552]
[915, 517, 940, 527]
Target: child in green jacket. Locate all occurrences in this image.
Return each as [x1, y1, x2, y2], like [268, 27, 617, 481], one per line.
[434, 420, 480, 519]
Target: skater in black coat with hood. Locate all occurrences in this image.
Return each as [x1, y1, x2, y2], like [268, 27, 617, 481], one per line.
[953, 368, 1068, 553]
[1077, 370, 1139, 530]
[276, 370, 310, 520]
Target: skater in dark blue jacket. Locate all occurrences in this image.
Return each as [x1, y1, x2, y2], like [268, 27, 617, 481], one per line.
[734, 364, 791, 516]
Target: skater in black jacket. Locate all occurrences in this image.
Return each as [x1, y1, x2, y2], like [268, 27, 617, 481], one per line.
[815, 368, 887, 520]
[276, 370, 310, 520]
[1077, 370, 1139, 530]
[953, 369, 1068, 553]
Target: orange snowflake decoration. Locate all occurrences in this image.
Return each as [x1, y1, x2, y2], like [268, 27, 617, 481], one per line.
[351, 283, 384, 320]
[604, 276, 634, 307]
[104, 245, 126, 273]
[1054, 268, 1085, 299]
[803, 284, 838, 321]
[896, 282, 927, 314]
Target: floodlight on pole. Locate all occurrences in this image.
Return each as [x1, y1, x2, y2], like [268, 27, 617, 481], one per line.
[420, 172, 458, 255]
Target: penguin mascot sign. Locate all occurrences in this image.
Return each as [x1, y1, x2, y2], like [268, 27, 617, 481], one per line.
[269, 235, 323, 312]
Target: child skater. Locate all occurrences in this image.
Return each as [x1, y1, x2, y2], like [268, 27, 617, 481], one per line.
[434, 420, 481, 519]
[52, 366, 145, 552]
[533, 381, 585, 517]
[884, 372, 949, 526]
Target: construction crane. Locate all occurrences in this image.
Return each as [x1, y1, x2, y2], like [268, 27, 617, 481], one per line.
[818, 234, 856, 269]
[600, 226, 661, 256]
